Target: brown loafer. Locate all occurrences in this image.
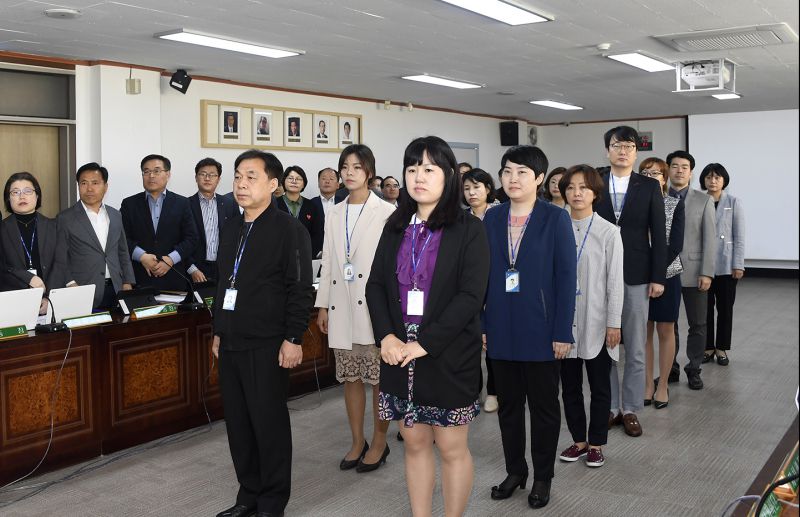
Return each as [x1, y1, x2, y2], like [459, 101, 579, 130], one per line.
[608, 411, 622, 429]
[622, 413, 642, 437]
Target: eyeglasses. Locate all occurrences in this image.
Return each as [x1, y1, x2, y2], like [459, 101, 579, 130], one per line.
[384, 184, 399, 189]
[285, 176, 302, 183]
[142, 168, 167, 176]
[609, 143, 637, 152]
[640, 169, 663, 177]
[196, 172, 219, 179]
[10, 188, 36, 197]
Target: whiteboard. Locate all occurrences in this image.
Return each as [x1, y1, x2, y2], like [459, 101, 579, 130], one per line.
[688, 110, 798, 268]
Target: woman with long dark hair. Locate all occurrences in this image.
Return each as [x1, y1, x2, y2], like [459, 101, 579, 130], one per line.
[366, 136, 489, 516]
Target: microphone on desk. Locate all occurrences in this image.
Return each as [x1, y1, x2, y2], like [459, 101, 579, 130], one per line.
[35, 295, 69, 333]
[158, 259, 206, 312]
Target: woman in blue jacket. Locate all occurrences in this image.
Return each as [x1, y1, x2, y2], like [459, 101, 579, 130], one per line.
[483, 145, 576, 510]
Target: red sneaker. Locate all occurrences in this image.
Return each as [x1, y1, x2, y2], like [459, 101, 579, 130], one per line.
[586, 448, 605, 467]
[559, 444, 588, 462]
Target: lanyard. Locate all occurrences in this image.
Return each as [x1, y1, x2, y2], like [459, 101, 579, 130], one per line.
[507, 209, 532, 270]
[410, 215, 433, 288]
[575, 213, 595, 266]
[610, 175, 627, 224]
[20, 225, 37, 268]
[344, 193, 369, 261]
[230, 224, 253, 288]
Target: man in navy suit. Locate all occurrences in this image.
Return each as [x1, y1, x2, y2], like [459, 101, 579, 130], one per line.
[187, 157, 238, 283]
[120, 154, 199, 292]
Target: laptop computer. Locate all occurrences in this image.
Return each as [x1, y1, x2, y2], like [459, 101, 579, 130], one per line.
[0, 287, 45, 331]
[48, 284, 96, 322]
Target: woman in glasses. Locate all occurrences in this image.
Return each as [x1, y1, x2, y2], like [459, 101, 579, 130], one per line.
[276, 165, 324, 258]
[639, 158, 684, 408]
[0, 172, 66, 313]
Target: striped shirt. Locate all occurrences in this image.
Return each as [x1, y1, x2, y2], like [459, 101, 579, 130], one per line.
[198, 193, 219, 261]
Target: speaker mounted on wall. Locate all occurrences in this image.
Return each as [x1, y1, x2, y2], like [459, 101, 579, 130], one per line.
[499, 121, 519, 146]
[169, 69, 192, 94]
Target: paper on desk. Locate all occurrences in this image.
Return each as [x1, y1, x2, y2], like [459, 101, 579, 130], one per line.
[155, 293, 186, 303]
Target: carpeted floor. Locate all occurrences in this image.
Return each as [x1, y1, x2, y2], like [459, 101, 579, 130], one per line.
[2, 277, 797, 516]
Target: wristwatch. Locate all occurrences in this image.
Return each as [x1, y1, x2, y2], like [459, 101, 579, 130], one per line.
[286, 337, 303, 345]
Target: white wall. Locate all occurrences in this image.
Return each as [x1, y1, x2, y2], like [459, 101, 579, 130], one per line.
[537, 118, 686, 170]
[75, 65, 511, 208]
[689, 109, 799, 268]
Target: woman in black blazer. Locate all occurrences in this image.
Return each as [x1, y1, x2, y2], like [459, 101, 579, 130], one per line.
[276, 165, 324, 257]
[1, 172, 66, 313]
[366, 136, 490, 517]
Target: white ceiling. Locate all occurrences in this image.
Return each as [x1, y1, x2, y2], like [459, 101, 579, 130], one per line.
[0, 0, 798, 123]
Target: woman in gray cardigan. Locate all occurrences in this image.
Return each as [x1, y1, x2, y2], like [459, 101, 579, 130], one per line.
[700, 164, 745, 366]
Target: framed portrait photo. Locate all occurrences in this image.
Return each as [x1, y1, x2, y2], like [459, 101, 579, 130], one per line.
[284, 111, 312, 147]
[313, 114, 338, 149]
[339, 116, 359, 146]
[219, 106, 241, 142]
[253, 111, 272, 143]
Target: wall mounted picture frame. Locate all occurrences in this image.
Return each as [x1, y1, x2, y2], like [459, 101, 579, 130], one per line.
[313, 114, 338, 149]
[339, 116, 359, 146]
[284, 111, 312, 147]
[253, 110, 272, 143]
[219, 106, 241, 143]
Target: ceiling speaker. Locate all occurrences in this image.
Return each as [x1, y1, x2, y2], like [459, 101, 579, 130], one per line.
[169, 69, 192, 94]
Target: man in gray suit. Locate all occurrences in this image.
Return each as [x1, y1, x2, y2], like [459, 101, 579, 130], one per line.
[59, 162, 135, 310]
[667, 151, 717, 390]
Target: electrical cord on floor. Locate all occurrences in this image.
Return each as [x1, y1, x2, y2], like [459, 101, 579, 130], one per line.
[287, 356, 327, 411]
[753, 472, 800, 516]
[719, 495, 761, 517]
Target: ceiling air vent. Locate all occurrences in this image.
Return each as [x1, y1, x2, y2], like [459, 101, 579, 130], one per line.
[654, 23, 798, 52]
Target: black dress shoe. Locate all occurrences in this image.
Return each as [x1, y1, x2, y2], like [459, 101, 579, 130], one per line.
[702, 351, 716, 364]
[339, 441, 369, 470]
[687, 371, 704, 390]
[216, 504, 255, 517]
[668, 367, 680, 383]
[356, 445, 389, 473]
[716, 351, 729, 366]
[490, 473, 528, 500]
[255, 512, 284, 517]
[528, 479, 551, 509]
[654, 387, 669, 409]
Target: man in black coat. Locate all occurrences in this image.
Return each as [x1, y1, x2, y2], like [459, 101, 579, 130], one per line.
[120, 154, 198, 291]
[211, 149, 313, 517]
[186, 157, 238, 283]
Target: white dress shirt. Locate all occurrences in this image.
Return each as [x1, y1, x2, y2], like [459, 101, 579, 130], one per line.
[82, 201, 111, 278]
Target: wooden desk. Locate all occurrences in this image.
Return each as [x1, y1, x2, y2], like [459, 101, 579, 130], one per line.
[0, 308, 335, 485]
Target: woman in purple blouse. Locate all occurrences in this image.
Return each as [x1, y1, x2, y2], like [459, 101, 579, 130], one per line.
[366, 136, 490, 516]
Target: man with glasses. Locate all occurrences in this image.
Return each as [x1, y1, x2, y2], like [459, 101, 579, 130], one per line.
[595, 126, 667, 438]
[120, 154, 199, 291]
[187, 158, 238, 283]
[665, 150, 716, 390]
[381, 176, 400, 206]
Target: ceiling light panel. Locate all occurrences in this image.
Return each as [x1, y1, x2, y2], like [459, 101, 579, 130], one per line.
[439, 0, 550, 26]
[607, 52, 673, 72]
[712, 93, 741, 100]
[402, 74, 483, 89]
[157, 30, 301, 58]
[529, 100, 583, 110]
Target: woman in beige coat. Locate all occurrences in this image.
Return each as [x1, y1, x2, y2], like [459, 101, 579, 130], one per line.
[316, 144, 396, 472]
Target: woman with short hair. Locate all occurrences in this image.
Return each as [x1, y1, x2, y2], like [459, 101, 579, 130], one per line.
[277, 165, 324, 257]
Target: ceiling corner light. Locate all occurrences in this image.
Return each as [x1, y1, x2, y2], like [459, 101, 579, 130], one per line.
[712, 93, 741, 100]
[529, 100, 583, 111]
[439, 0, 550, 26]
[607, 52, 673, 72]
[156, 29, 302, 58]
[402, 74, 483, 90]
[44, 8, 82, 19]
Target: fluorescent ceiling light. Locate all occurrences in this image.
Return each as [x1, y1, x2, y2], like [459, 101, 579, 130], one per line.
[439, 0, 550, 25]
[529, 100, 583, 111]
[402, 74, 483, 89]
[607, 52, 673, 72]
[712, 93, 741, 100]
[157, 30, 301, 58]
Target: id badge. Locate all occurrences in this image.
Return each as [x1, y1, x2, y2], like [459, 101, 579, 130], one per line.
[343, 262, 355, 281]
[407, 289, 424, 316]
[222, 288, 238, 311]
[505, 269, 520, 293]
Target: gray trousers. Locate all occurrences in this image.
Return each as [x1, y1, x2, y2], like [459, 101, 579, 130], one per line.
[610, 283, 649, 413]
[673, 287, 709, 374]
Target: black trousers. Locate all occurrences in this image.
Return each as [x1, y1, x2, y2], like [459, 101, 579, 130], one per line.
[485, 353, 496, 396]
[219, 343, 291, 513]
[492, 359, 561, 481]
[197, 259, 218, 280]
[672, 287, 708, 374]
[560, 347, 612, 446]
[706, 275, 738, 351]
[96, 279, 117, 311]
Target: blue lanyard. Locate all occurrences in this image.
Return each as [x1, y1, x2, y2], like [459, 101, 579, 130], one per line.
[610, 175, 627, 223]
[230, 224, 253, 288]
[20, 225, 37, 269]
[410, 215, 433, 288]
[344, 193, 369, 261]
[575, 213, 595, 266]
[507, 209, 532, 269]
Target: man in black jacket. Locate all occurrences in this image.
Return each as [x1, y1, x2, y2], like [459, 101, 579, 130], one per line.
[211, 149, 313, 517]
[595, 126, 666, 439]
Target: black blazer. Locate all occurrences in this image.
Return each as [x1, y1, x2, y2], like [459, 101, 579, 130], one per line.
[596, 172, 667, 285]
[275, 195, 324, 258]
[0, 213, 67, 292]
[188, 193, 239, 271]
[365, 211, 490, 409]
[213, 202, 313, 350]
[120, 191, 199, 291]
